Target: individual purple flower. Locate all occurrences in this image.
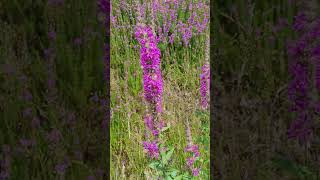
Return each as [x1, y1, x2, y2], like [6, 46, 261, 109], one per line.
[307, 19, 320, 40]
[158, 120, 165, 130]
[140, 44, 161, 70]
[278, 18, 289, 28]
[48, 30, 56, 41]
[152, 130, 159, 137]
[185, 144, 200, 158]
[101, 118, 108, 129]
[47, 129, 62, 144]
[143, 141, 159, 159]
[87, 175, 95, 180]
[21, 89, 33, 102]
[287, 112, 312, 143]
[19, 138, 36, 148]
[186, 157, 195, 167]
[19, 74, 28, 84]
[73, 37, 82, 46]
[255, 28, 262, 38]
[65, 111, 76, 127]
[144, 115, 154, 131]
[22, 108, 32, 118]
[55, 162, 68, 175]
[293, 12, 308, 32]
[95, 168, 104, 178]
[169, 33, 175, 44]
[31, 116, 40, 128]
[286, 39, 307, 59]
[43, 48, 54, 59]
[192, 168, 200, 176]
[55, 157, 71, 175]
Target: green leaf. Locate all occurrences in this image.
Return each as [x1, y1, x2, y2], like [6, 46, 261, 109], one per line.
[161, 147, 174, 165]
[166, 168, 179, 178]
[165, 176, 174, 180]
[165, 147, 175, 162]
[174, 175, 183, 180]
[148, 162, 160, 170]
[169, 169, 179, 177]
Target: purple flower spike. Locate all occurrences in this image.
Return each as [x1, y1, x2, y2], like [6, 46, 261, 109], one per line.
[136, 25, 164, 155]
[185, 144, 201, 175]
[286, 9, 320, 144]
[200, 63, 210, 110]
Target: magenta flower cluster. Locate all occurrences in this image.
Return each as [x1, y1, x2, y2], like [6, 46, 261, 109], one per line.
[135, 25, 164, 113]
[200, 63, 210, 110]
[143, 141, 160, 159]
[185, 144, 200, 176]
[135, 25, 163, 159]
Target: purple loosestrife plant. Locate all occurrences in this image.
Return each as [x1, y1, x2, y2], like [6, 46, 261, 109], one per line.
[98, 0, 110, 84]
[98, 0, 110, 126]
[45, 29, 58, 104]
[312, 45, 320, 89]
[287, 37, 312, 143]
[287, 8, 320, 144]
[0, 145, 11, 180]
[200, 29, 210, 110]
[184, 119, 201, 177]
[135, 24, 163, 159]
[200, 63, 210, 110]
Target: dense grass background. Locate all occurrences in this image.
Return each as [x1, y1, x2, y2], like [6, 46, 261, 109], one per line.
[0, 1, 108, 179]
[110, 0, 210, 179]
[213, 0, 320, 179]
